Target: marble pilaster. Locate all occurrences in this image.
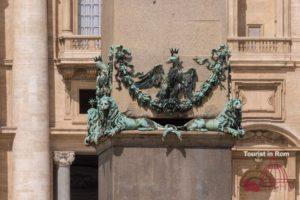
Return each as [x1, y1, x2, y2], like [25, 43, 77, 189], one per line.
[61, 0, 72, 34]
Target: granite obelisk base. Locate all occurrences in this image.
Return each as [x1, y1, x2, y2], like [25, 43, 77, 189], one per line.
[97, 131, 234, 200]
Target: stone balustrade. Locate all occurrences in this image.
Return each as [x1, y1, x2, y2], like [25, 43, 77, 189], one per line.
[227, 37, 292, 54]
[58, 35, 101, 64]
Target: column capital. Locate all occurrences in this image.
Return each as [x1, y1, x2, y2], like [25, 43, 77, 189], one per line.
[54, 151, 75, 167]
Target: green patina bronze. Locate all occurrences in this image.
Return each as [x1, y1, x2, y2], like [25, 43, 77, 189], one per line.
[161, 98, 244, 140]
[84, 45, 244, 146]
[179, 98, 244, 136]
[94, 56, 112, 97]
[110, 44, 231, 113]
[85, 96, 163, 145]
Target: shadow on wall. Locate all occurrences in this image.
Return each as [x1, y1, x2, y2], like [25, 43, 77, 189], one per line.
[0, 0, 8, 127]
[238, 0, 247, 37]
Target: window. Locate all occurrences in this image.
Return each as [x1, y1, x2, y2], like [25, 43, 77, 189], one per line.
[79, 89, 96, 114]
[78, 0, 101, 35]
[247, 24, 263, 37]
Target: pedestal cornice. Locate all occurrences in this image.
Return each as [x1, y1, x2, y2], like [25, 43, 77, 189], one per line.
[95, 131, 235, 155]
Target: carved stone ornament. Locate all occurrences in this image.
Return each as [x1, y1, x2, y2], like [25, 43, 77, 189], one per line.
[84, 45, 244, 146]
[53, 151, 75, 167]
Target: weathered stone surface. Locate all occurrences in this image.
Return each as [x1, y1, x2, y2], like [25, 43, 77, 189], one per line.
[97, 131, 234, 200]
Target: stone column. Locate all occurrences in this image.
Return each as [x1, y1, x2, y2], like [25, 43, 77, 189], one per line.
[54, 151, 75, 200]
[12, 0, 50, 199]
[62, 0, 72, 34]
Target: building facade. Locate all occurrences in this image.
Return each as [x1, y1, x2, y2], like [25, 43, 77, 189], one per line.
[0, 0, 300, 199]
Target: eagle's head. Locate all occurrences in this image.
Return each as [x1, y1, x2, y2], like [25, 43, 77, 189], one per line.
[167, 48, 182, 68]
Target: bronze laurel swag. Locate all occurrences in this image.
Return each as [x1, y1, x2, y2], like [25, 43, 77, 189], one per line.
[84, 45, 244, 145]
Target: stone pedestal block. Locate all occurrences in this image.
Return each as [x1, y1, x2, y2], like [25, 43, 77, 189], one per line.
[97, 131, 234, 200]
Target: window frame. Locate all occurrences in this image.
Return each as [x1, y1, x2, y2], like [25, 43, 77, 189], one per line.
[71, 81, 95, 124]
[73, 0, 102, 35]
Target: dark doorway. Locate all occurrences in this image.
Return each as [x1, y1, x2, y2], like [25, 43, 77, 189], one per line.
[71, 155, 98, 200]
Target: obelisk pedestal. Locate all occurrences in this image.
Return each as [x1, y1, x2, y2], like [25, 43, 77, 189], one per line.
[97, 131, 234, 200]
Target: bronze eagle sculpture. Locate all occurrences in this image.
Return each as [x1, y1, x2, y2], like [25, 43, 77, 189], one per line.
[134, 48, 198, 101]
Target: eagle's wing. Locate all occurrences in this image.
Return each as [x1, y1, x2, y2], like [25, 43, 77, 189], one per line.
[134, 65, 165, 89]
[182, 68, 198, 98]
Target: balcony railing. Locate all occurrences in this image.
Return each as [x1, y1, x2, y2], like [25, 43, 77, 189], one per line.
[58, 35, 101, 64]
[227, 37, 292, 54]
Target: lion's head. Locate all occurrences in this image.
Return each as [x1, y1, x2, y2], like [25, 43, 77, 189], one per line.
[228, 98, 242, 111]
[97, 96, 120, 123]
[218, 98, 243, 129]
[85, 96, 122, 145]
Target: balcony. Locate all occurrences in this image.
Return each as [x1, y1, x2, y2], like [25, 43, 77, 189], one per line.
[227, 37, 292, 62]
[57, 35, 101, 65]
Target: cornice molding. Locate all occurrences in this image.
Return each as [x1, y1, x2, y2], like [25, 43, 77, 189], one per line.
[230, 60, 295, 70]
[57, 65, 96, 80]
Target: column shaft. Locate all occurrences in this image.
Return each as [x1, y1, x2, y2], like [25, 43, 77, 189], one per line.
[12, 0, 50, 199]
[57, 166, 71, 200]
[54, 151, 75, 200]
